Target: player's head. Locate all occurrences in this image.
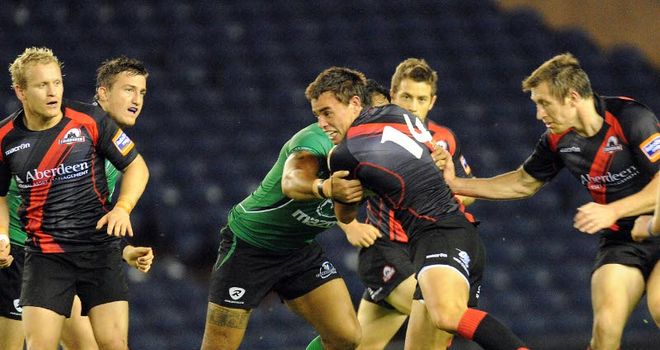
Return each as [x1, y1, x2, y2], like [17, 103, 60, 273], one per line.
[95, 56, 148, 128]
[390, 58, 437, 121]
[522, 53, 593, 134]
[366, 79, 390, 107]
[306, 67, 368, 144]
[9, 47, 64, 120]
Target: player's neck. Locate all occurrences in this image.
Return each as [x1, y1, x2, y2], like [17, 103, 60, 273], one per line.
[573, 101, 602, 137]
[23, 110, 63, 131]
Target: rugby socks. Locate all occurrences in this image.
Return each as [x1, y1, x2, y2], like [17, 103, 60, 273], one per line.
[305, 335, 324, 350]
[457, 308, 529, 350]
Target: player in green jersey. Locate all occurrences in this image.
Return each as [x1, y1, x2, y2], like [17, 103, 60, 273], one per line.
[202, 99, 381, 348]
[0, 56, 154, 350]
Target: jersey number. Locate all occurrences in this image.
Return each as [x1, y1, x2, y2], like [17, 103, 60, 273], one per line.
[381, 114, 432, 158]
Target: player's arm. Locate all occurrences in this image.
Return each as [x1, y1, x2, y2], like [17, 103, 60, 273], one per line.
[282, 150, 362, 203]
[435, 148, 544, 199]
[97, 155, 149, 237]
[576, 172, 659, 234]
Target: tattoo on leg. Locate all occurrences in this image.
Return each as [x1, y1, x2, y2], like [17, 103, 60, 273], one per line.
[207, 305, 250, 329]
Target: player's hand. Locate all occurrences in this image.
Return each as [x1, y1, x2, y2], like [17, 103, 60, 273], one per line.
[343, 222, 382, 248]
[574, 202, 618, 234]
[97, 206, 134, 237]
[330, 170, 363, 204]
[631, 215, 653, 242]
[432, 148, 456, 184]
[123, 245, 154, 273]
[0, 239, 14, 268]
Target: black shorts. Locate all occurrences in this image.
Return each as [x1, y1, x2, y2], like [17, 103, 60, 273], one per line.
[0, 243, 25, 320]
[410, 215, 485, 307]
[20, 246, 128, 317]
[208, 227, 342, 309]
[358, 238, 414, 306]
[594, 234, 660, 280]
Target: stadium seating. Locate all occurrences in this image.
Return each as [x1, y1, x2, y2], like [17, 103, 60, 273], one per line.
[0, 0, 658, 348]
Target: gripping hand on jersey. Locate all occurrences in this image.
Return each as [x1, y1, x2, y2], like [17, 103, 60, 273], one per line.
[97, 204, 134, 237]
[339, 220, 382, 247]
[330, 170, 363, 204]
[432, 147, 456, 184]
[574, 202, 619, 234]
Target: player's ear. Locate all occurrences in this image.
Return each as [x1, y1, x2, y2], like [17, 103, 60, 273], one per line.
[97, 86, 109, 102]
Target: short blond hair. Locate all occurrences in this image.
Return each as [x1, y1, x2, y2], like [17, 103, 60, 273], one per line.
[9, 47, 62, 89]
[522, 53, 592, 100]
[391, 58, 437, 95]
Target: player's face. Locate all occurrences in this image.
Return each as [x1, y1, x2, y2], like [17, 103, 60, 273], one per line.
[530, 81, 575, 134]
[312, 91, 361, 144]
[98, 72, 147, 128]
[391, 78, 436, 121]
[15, 62, 63, 121]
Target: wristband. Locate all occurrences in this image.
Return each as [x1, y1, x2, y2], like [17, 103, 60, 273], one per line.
[317, 179, 328, 198]
[647, 219, 658, 237]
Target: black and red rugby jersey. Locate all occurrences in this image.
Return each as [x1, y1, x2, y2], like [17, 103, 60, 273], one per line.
[364, 118, 475, 243]
[330, 104, 469, 240]
[523, 95, 658, 228]
[0, 99, 139, 253]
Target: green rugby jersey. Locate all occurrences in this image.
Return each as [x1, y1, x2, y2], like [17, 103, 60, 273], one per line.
[228, 123, 337, 251]
[8, 159, 119, 247]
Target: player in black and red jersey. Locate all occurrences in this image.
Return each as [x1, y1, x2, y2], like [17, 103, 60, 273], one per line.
[0, 47, 149, 350]
[436, 53, 659, 350]
[353, 61, 475, 350]
[306, 67, 528, 350]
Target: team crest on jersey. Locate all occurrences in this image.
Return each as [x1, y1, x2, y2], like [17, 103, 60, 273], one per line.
[640, 132, 660, 162]
[112, 130, 135, 156]
[382, 265, 396, 282]
[603, 136, 623, 153]
[59, 128, 86, 145]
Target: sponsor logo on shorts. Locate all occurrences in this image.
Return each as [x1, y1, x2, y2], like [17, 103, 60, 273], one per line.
[603, 136, 623, 153]
[316, 261, 337, 279]
[453, 249, 470, 274]
[59, 128, 86, 144]
[559, 146, 581, 153]
[12, 299, 22, 315]
[425, 253, 447, 259]
[4, 142, 30, 156]
[640, 132, 660, 162]
[382, 265, 395, 283]
[223, 287, 246, 305]
[367, 287, 383, 300]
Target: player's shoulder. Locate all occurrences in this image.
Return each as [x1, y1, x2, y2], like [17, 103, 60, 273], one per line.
[427, 119, 455, 136]
[63, 99, 107, 125]
[601, 95, 655, 121]
[286, 123, 332, 155]
[0, 109, 21, 129]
